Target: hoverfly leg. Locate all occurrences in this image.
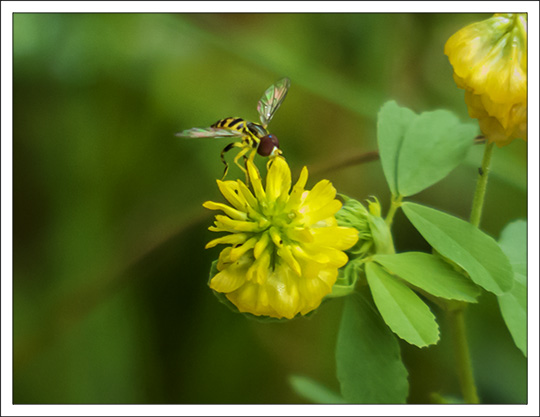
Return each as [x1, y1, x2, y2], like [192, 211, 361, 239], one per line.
[221, 163, 229, 181]
[248, 148, 257, 163]
[233, 145, 252, 184]
[220, 142, 241, 180]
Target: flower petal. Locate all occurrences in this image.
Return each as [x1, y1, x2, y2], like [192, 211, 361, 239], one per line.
[297, 274, 332, 312]
[210, 262, 248, 293]
[214, 215, 262, 233]
[253, 231, 271, 259]
[311, 226, 359, 250]
[246, 250, 271, 284]
[217, 180, 247, 211]
[284, 166, 308, 212]
[203, 201, 248, 221]
[303, 200, 343, 226]
[299, 243, 349, 268]
[265, 157, 291, 202]
[317, 267, 339, 288]
[286, 227, 314, 244]
[205, 233, 249, 249]
[236, 180, 259, 212]
[229, 236, 258, 261]
[300, 180, 337, 213]
[226, 282, 277, 317]
[216, 247, 233, 270]
[292, 244, 329, 264]
[246, 160, 266, 202]
[278, 244, 302, 276]
[265, 265, 302, 319]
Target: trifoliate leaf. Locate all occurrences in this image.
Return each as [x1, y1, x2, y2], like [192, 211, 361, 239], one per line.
[365, 262, 440, 347]
[377, 101, 477, 197]
[402, 202, 514, 295]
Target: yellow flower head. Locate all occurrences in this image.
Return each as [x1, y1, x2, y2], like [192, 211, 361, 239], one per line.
[445, 13, 527, 146]
[203, 157, 359, 319]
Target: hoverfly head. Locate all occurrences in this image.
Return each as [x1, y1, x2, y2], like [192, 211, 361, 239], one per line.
[257, 134, 280, 157]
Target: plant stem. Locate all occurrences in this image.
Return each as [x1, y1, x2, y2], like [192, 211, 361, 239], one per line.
[385, 195, 403, 227]
[447, 304, 479, 404]
[443, 142, 495, 404]
[469, 141, 495, 227]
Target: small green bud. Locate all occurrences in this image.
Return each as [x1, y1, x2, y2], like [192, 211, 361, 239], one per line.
[335, 194, 370, 230]
[368, 215, 395, 255]
[331, 195, 395, 300]
[336, 195, 373, 258]
[336, 194, 395, 258]
[367, 197, 382, 217]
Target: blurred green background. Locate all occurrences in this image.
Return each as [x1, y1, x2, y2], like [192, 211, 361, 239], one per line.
[13, 13, 526, 404]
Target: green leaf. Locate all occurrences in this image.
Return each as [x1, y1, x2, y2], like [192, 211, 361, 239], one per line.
[497, 220, 527, 356]
[373, 252, 481, 303]
[377, 100, 418, 195]
[498, 220, 527, 277]
[402, 202, 514, 295]
[396, 110, 477, 196]
[336, 289, 408, 403]
[365, 262, 439, 347]
[377, 101, 477, 197]
[289, 375, 346, 404]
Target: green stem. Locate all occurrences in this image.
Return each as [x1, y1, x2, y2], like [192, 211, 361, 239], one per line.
[469, 141, 495, 227]
[447, 304, 479, 404]
[385, 195, 403, 227]
[441, 142, 495, 404]
[443, 142, 495, 404]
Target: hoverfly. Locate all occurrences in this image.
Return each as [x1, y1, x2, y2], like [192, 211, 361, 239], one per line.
[175, 77, 290, 179]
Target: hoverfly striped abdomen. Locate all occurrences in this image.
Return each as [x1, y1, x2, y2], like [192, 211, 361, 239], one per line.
[212, 117, 260, 148]
[212, 117, 248, 132]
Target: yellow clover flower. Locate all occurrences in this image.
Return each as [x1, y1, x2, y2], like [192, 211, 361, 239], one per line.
[203, 157, 359, 319]
[445, 13, 527, 146]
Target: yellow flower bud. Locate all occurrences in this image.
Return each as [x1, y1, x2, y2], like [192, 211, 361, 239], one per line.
[445, 14, 527, 146]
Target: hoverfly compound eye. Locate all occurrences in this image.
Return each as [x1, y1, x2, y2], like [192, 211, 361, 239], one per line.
[257, 134, 280, 157]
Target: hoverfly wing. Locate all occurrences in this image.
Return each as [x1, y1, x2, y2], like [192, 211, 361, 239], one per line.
[257, 77, 290, 128]
[175, 127, 246, 139]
